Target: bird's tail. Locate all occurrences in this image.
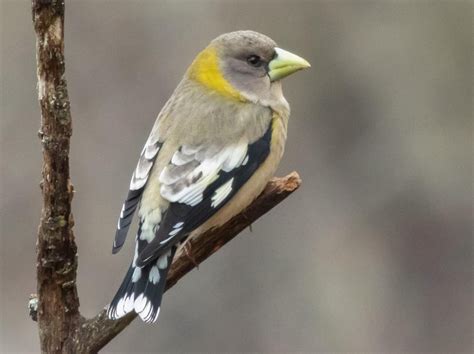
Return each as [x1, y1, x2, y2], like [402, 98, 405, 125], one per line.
[107, 247, 176, 323]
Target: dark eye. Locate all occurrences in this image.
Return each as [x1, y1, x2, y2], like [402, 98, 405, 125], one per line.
[247, 55, 263, 67]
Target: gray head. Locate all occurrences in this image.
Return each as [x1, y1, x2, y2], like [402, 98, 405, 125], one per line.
[187, 30, 310, 105]
[213, 31, 278, 83]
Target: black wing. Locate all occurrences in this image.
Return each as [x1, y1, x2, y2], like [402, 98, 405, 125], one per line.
[136, 121, 272, 266]
[112, 134, 162, 253]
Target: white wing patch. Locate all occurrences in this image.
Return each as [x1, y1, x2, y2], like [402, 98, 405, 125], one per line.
[171, 150, 195, 165]
[211, 178, 234, 208]
[113, 131, 162, 253]
[159, 223, 184, 245]
[132, 242, 142, 282]
[159, 234, 175, 245]
[144, 137, 160, 159]
[159, 141, 248, 206]
[132, 267, 142, 283]
[139, 209, 162, 243]
[130, 156, 154, 190]
[129, 134, 161, 191]
[132, 241, 139, 266]
[148, 265, 160, 284]
[157, 251, 170, 269]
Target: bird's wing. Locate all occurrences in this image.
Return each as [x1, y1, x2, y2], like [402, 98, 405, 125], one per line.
[112, 129, 162, 253]
[136, 121, 272, 266]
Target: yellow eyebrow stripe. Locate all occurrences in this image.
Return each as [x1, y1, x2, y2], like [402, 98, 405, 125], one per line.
[188, 46, 245, 102]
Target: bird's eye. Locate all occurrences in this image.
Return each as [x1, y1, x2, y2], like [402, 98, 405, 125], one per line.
[247, 55, 263, 67]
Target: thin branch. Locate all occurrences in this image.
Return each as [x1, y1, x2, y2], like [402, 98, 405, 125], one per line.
[75, 172, 301, 353]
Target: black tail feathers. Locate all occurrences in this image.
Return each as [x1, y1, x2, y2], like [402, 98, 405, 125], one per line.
[107, 247, 176, 323]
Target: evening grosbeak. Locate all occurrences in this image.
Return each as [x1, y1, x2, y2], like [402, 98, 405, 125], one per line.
[107, 30, 310, 323]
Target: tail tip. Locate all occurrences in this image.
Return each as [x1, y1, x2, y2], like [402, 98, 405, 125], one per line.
[107, 293, 135, 320]
[134, 293, 161, 323]
[107, 293, 161, 323]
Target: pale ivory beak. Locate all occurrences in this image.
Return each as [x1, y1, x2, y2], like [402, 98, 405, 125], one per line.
[268, 47, 311, 82]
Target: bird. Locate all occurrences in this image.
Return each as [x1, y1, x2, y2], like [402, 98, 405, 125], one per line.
[107, 30, 310, 323]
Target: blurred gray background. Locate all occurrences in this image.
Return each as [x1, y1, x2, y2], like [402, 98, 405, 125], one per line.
[0, 0, 472, 352]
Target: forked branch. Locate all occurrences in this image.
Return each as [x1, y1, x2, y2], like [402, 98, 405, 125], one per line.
[32, 0, 301, 353]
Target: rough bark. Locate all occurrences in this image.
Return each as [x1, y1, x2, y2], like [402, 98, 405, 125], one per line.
[32, 0, 82, 353]
[32, 0, 301, 352]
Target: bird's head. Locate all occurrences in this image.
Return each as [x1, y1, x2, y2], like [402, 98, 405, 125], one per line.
[187, 30, 311, 104]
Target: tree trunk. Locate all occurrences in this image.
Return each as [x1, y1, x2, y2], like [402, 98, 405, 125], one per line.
[32, 0, 81, 352]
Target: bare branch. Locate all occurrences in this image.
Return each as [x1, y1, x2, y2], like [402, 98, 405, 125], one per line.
[32, 0, 81, 352]
[75, 172, 301, 353]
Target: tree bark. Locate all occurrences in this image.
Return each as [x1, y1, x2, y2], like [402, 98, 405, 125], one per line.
[31, 1, 301, 352]
[32, 0, 82, 352]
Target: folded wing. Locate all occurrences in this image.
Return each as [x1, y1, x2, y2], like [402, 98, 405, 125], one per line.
[112, 131, 162, 253]
[136, 122, 272, 266]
